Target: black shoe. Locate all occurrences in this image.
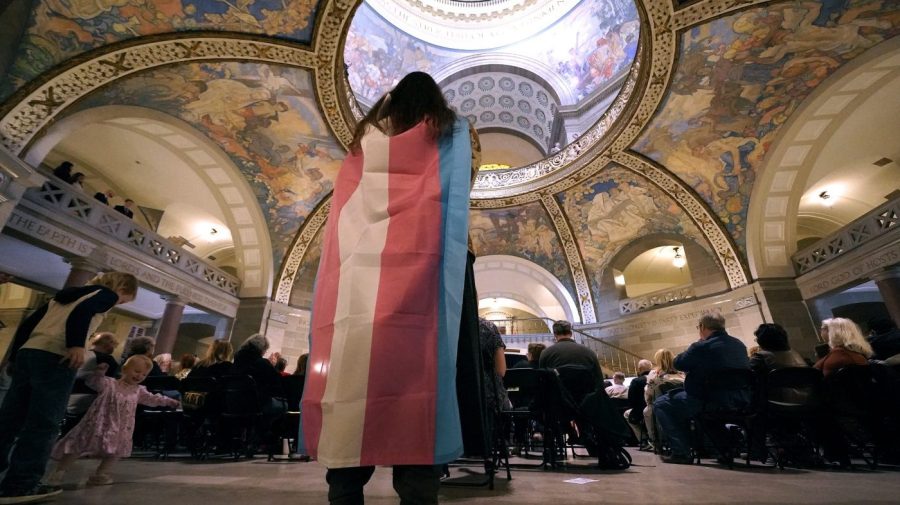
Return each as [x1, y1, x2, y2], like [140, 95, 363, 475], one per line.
[662, 453, 693, 465]
[0, 484, 63, 504]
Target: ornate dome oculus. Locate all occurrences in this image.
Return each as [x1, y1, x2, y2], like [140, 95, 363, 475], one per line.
[365, 0, 584, 50]
[345, 0, 641, 190]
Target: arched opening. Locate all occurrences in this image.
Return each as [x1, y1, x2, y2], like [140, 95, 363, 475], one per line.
[473, 255, 580, 325]
[595, 233, 727, 320]
[24, 105, 274, 297]
[746, 38, 900, 279]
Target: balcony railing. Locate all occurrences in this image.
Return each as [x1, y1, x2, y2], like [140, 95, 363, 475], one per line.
[491, 316, 644, 375]
[23, 179, 240, 296]
[792, 195, 899, 275]
[619, 284, 694, 314]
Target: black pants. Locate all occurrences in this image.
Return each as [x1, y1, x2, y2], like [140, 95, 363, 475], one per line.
[326, 465, 442, 505]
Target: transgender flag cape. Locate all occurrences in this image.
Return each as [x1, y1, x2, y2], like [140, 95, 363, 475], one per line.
[301, 118, 472, 468]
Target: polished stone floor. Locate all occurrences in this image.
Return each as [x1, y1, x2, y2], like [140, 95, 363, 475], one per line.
[48, 449, 900, 504]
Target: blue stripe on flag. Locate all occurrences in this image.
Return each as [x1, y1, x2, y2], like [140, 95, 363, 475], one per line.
[433, 118, 471, 463]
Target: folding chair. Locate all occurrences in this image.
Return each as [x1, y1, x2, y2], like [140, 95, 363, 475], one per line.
[220, 375, 262, 459]
[137, 376, 182, 458]
[759, 367, 823, 469]
[179, 376, 220, 459]
[689, 368, 756, 468]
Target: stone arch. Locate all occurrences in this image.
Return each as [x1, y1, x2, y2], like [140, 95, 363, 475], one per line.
[746, 37, 900, 279]
[594, 232, 727, 322]
[24, 105, 274, 297]
[474, 254, 580, 324]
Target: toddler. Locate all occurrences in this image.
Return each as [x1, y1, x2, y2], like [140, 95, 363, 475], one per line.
[49, 354, 179, 485]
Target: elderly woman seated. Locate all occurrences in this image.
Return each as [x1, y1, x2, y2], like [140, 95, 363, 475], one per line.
[232, 334, 286, 417]
[814, 318, 873, 377]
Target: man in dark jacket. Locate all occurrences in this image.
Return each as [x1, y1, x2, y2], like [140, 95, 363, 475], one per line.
[538, 320, 601, 374]
[625, 359, 653, 448]
[0, 272, 136, 502]
[653, 313, 749, 464]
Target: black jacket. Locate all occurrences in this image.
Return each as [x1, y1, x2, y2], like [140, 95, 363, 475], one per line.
[9, 285, 118, 362]
[233, 347, 283, 401]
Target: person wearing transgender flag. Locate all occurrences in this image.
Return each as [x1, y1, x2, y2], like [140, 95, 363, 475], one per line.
[301, 72, 482, 504]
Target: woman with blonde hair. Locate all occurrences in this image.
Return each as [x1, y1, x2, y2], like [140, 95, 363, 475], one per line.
[814, 317, 872, 377]
[0, 271, 136, 501]
[190, 340, 234, 380]
[643, 348, 685, 446]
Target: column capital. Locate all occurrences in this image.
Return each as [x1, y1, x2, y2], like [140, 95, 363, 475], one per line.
[871, 266, 900, 283]
[161, 294, 187, 307]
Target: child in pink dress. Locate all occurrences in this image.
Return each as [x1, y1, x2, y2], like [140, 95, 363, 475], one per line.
[50, 354, 179, 485]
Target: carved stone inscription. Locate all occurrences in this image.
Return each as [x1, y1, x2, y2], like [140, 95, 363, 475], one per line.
[6, 210, 95, 256]
[798, 242, 900, 299]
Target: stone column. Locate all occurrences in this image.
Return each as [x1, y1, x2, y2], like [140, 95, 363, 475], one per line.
[63, 258, 100, 288]
[230, 297, 270, 341]
[155, 295, 186, 355]
[753, 278, 820, 353]
[872, 267, 900, 324]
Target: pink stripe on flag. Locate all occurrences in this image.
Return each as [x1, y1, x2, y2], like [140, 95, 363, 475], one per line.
[302, 151, 366, 458]
[359, 125, 443, 464]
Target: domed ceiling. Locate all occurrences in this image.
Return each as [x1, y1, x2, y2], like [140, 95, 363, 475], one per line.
[345, 0, 640, 165]
[1, 0, 898, 323]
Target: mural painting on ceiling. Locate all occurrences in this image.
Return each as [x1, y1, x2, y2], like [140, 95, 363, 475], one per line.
[559, 166, 710, 303]
[469, 202, 576, 300]
[634, 0, 900, 250]
[0, 0, 320, 100]
[345, 0, 639, 106]
[69, 61, 343, 267]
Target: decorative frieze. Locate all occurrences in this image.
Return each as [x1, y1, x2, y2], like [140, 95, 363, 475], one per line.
[619, 284, 695, 314]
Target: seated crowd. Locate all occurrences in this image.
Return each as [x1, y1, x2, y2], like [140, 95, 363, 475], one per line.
[2, 298, 899, 500]
[56, 332, 309, 474]
[493, 313, 900, 470]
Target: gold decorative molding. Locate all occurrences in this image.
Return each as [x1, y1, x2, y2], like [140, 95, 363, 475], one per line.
[612, 151, 749, 289]
[274, 195, 332, 304]
[540, 193, 596, 323]
[0, 37, 317, 155]
[0, 0, 764, 308]
[672, 0, 769, 30]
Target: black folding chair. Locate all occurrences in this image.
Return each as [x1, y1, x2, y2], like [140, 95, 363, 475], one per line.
[220, 375, 262, 459]
[758, 367, 823, 469]
[824, 365, 882, 468]
[502, 368, 561, 468]
[137, 376, 182, 458]
[690, 368, 756, 467]
[268, 374, 308, 462]
[179, 376, 219, 459]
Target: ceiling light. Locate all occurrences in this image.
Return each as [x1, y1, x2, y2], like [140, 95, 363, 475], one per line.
[614, 274, 626, 286]
[672, 247, 686, 269]
[209, 228, 218, 235]
[818, 190, 830, 200]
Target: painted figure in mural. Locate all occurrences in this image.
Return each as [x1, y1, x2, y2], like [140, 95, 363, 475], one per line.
[73, 61, 343, 264]
[634, 0, 898, 248]
[302, 72, 481, 505]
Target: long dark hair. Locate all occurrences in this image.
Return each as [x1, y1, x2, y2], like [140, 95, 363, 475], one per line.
[349, 72, 456, 153]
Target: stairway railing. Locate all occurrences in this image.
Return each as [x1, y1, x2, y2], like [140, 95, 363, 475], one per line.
[488, 316, 644, 375]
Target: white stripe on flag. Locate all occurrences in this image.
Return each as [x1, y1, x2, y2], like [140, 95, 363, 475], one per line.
[317, 130, 392, 467]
